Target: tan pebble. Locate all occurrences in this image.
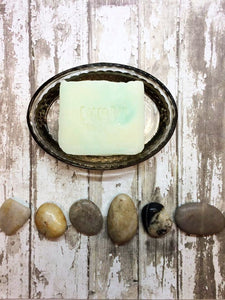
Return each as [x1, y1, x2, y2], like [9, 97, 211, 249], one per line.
[0, 198, 31, 235]
[35, 203, 67, 239]
[107, 194, 138, 245]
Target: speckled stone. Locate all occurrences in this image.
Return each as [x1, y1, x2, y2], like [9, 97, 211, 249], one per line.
[35, 203, 67, 239]
[69, 200, 103, 236]
[0, 198, 31, 235]
[107, 194, 138, 245]
[175, 202, 225, 236]
[142, 202, 173, 238]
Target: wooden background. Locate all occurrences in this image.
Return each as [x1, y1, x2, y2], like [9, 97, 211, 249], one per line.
[1, 0, 225, 298]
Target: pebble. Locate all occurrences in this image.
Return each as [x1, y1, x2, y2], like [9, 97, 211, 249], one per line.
[0, 198, 31, 235]
[35, 203, 67, 239]
[175, 202, 225, 236]
[69, 200, 103, 236]
[142, 202, 172, 238]
[107, 194, 138, 245]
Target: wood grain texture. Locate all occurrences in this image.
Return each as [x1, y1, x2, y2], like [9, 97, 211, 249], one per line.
[178, 0, 225, 299]
[29, 0, 89, 298]
[88, 1, 139, 298]
[0, 0, 225, 299]
[138, 1, 178, 299]
[0, 0, 30, 298]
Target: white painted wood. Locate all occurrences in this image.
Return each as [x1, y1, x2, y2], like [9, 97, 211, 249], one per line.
[88, 1, 139, 298]
[138, 0, 178, 299]
[178, 0, 225, 299]
[29, 0, 89, 298]
[0, 0, 30, 297]
[1, 0, 225, 298]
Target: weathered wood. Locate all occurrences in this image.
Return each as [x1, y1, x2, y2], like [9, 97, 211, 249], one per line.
[178, 0, 225, 299]
[1, 0, 225, 298]
[0, 0, 30, 298]
[29, 0, 89, 298]
[88, 1, 139, 298]
[138, 0, 178, 299]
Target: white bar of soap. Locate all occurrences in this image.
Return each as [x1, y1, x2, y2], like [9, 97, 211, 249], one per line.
[58, 80, 144, 155]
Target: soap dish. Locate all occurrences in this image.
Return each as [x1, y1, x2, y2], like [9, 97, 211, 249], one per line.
[27, 63, 177, 170]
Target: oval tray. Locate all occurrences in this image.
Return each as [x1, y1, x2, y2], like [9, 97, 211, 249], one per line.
[27, 63, 177, 170]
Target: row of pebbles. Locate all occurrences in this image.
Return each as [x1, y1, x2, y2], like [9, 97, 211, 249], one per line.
[0, 195, 224, 245]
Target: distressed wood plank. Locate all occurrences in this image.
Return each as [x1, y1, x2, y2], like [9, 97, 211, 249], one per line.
[0, 0, 30, 298]
[138, 0, 178, 299]
[178, 0, 225, 298]
[29, 0, 89, 298]
[1, 0, 225, 298]
[88, 1, 139, 298]
[88, 168, 139, 299]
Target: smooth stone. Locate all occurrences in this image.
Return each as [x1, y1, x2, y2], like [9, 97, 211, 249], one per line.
[0, 198, 31, 235]
[175, 202, 225, 236]
[35, 203, 67, 239]
[69, 200, 103, 236]
[142, 202, 173, 238]
[107, 194, 138, 245]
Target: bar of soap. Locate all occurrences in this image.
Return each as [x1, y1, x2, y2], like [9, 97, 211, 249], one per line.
[58, 80, 144, 155]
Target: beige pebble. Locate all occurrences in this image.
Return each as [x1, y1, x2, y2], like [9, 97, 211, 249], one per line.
[107, 194, 138, 245]
[35, 203, 67, 239]
[0, 198, 30, 235]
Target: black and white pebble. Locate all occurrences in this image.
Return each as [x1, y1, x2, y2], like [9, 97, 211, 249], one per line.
[69, 200, 103, 236]
[175, 202, 225, 236]
[141, 202, 173, 238]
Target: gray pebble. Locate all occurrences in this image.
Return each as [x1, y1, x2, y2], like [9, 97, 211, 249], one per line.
[107, 194, 138, 245]
[142, 202, 172, 238]
[69, 200, 103, 236]
[175, 202, 225, 236]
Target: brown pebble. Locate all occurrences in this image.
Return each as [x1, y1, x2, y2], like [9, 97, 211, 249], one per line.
[107, 194, 138, 245]
[69, 200, 103, 236]
[35, 203, 67, 239]
[175, 202, 225, 236]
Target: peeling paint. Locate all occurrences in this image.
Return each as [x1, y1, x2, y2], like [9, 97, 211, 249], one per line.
[178, 2, 225, 297]
[65, 226, 81, 252]
[106, 256, 128, 299]
[34, 267, 49, 287]
[194, 237, 216, 299]
[1, 0, 225, 299]
[6, 236, 22, 257]
[0, 252, 4, 265]
[91, 4, 138, 64]
[95, 0, 137, 8]
[186, 2, 225, 207]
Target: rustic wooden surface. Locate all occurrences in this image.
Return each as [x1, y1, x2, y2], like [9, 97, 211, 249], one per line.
[0, 0, 225, 298]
